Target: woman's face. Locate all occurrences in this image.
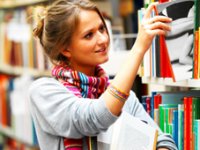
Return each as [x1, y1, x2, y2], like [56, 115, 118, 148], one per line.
[63, 9, 109, 75]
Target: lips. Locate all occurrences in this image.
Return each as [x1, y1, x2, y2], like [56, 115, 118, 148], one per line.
[95, 46, 107, 53]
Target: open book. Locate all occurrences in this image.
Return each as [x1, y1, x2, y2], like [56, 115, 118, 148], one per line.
[98, 112, 158, 150]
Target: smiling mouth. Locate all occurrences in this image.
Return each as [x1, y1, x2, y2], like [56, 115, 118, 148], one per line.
[95, 48, 107, 53]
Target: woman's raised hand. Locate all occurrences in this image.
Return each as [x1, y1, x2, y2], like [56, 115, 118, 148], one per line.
[134, 2, 172, 53]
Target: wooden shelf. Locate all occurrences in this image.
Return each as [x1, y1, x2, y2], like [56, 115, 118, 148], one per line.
[0, 125, 38, 148]
[0, 0, 48, 9]
[0, 64, 51, 77]
[142, 77, 200, 88]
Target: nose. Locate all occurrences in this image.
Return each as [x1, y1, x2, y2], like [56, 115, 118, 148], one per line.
[97, 31, 108, 45]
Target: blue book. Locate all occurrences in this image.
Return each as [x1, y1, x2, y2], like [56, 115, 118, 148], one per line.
[172, 110, 178, 147]
[151, 91, 157, 119]
[141, 95, 148, 111]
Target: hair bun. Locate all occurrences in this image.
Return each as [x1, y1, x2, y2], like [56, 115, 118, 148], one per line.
[33, 7, 47, 38]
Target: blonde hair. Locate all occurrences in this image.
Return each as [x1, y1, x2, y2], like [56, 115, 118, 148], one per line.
[33, 0, 109, 65]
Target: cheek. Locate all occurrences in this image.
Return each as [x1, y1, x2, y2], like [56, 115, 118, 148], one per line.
[105, 33, 110, 45]
[82, 41, 96, 52]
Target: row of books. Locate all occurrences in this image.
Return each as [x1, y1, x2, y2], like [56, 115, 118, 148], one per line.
[0, 75, 38, 146]
[0, 135, 38, 150]
[141, 90, 200, 150]
[139, 0, 200, 81]
[0, 5, 51, 71]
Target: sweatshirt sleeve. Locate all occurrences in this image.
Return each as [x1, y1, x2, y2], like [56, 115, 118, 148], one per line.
[122, 91, 178, 150]
[28, 77, 117, 139]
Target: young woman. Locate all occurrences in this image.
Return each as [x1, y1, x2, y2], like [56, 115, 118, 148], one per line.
[29, 0, 177, 150]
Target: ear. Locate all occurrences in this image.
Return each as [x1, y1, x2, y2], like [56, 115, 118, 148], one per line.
[61, 49, 71, 58]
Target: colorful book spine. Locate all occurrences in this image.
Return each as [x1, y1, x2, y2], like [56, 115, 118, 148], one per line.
[146, 97, 151, 115]
[151, 91, 157, 119]
[194, 120, 200, 150]
[172, 110, 178, 147]
[193, 0, 199, 79]
[184, 97, 193, 150]
[154, 94, 162, 125]
[159, 104, 178, 132]
[178, 104, 184, 150]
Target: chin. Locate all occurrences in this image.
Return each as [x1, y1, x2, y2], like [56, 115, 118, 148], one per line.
[100, 57, 109, 65]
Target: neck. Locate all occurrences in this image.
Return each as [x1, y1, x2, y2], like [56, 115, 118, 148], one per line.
[71, 65, 96, 76]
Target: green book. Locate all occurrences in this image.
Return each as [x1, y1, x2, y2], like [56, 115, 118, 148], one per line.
[194, 120, 200, 150]
[194, 0, 200, 30]
[165, 107, 178, 134]
[159, 104, 178, 132]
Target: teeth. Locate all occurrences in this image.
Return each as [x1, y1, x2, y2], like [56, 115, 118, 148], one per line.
[95, 48, 105, 52]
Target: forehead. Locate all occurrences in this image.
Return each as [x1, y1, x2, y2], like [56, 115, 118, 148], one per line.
[76, 9, 103, 32]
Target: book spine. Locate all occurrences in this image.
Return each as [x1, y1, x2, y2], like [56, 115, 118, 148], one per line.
[197, 27, 200, 79]
[184, 97, 193, 150]
[193, 31, 199, 79]
[151, 91, 157, 119]
[172, 110, 178, 147]
[194, 120, 200, 150]
[189, 97, 193, 150]
[178, 104, 184, 150]
[184, 97, 189, 150]
[154, 94, 162, 125]
[146, 97, 151, 115]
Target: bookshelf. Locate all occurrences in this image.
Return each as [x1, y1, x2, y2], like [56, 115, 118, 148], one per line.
[0, 0, 49, 9]
[0, 125, 38, 148]
[0, 0, 50, 149]
[0, 64, 50, 77]
[142, 77, 200, 88]
[140, 1, 200, 149]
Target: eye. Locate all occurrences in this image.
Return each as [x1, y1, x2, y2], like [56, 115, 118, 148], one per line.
[99, 24, 106, 32]
[84, 32, 93, 39]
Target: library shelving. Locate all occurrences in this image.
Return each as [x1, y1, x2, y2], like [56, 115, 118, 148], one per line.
[0, 64, 50, 77]
[142, 77, 200, 88]
[0, 0, 49, 9]
[0, 125, 38, 148]
[0, 0, 50, 149]
[140, 1, 200, 149]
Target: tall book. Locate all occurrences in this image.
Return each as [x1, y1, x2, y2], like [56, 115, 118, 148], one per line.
[159, 104, 178, 132]
[184, 97, 193, 150]
[194, 120, 200, 150]
[178, 104, 184, 150]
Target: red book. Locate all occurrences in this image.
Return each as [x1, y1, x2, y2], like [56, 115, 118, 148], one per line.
[159, 0, 169, 3]
[146, 97, 151, 115]
[184, 97, 193, 150]
[159, 36, 175, 80]
[153, 6, 175, 80]
[0, 75, 8, 126]
[154, 94, 162, 109]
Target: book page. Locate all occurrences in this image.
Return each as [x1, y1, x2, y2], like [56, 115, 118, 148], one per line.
[110, 112, 158, 150]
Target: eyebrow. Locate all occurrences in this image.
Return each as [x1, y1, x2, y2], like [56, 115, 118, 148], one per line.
[81, 22, 104, 36]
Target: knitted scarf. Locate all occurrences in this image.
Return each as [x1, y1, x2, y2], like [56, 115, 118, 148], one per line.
[52, 65, 109, 150]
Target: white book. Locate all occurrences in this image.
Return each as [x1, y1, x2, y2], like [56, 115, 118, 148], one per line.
[110, 112, 158, 150]
[98, 112, 158, 150]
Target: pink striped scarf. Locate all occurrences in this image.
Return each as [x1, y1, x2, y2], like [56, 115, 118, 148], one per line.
[52, 65, 109, 150]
